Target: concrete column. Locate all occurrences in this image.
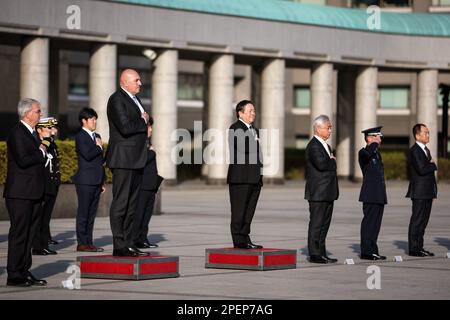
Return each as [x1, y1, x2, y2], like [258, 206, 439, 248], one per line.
[152, 49, 178, 185]
[354, 67, 378, 180]
[417, 69, 438, 162]
[310, 63, 334, 146]
[89, 44, 117, 141]
[207, 54, 234, 184]
[20, 37, 49, 116]
[336, 70, 356, 179]
[260, 59, 285, 183]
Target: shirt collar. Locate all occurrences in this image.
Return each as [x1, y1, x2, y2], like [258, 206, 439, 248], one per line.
[82, 127, 95, 136]
[239, 118, 252, 129]
[314, 135, 327, 145]
[416, 141, 427, 150]
[121, 86, 136, 100]
[20, 120, 34, 134]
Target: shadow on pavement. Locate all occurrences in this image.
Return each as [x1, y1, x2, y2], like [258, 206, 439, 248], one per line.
[434, 237, 450, 250]
[31, 260, 74, 279]
[393, 240, 408, 253]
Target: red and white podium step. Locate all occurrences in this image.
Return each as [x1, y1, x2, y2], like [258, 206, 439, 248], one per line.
[205, 248, 297, 271]
[77, 255, 179, 280]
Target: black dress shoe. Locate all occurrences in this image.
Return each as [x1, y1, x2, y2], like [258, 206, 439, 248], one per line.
[234, 243, 248, 249]
[113, 248, 138, 257]
[409, 251, 428, 257]
[32, 249, 48, 256]
[361, 254, 386, 260]
[7, 278, 32, 287]
[324, 256, 338, 263]
[44, 248, 57, 255]
[247, 242, 263, 249]
[309, 255, 329, 264]
[128, 247, 151, 256]
[136, 241, 159, 249]
[48, 239, 59, 245]
[26, 273, 47, 286]
[422, 249, 435, 256]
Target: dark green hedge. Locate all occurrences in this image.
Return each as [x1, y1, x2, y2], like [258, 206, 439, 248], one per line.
[0, 141, 449, 184]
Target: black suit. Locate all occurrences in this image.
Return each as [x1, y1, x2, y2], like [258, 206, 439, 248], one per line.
[33, 138, 61, 250]
[132, 147, 163, 244]
[358, 143, 387, 256]
[3, 122, 45, 281]
[304, 137, 339, 256]
[72, 129, 105, 246]
[227, 120, 263, 246]
[106, 88, 148, 250]
[406, 143, 437, 253]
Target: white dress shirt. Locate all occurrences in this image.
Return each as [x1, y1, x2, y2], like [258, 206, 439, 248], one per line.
[121, 87, 145, 114]
[82, 127, 102, 149]
[314, 135, 332, 157]
[21, 120, 45, 157]
[416, 141, 429, 157]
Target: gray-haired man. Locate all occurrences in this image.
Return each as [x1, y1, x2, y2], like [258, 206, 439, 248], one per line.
[304, 115, 339, 264]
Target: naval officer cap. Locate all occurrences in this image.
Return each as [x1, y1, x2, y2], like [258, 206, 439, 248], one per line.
[37, 117, 58, 128]
[361, 126, 383, 137]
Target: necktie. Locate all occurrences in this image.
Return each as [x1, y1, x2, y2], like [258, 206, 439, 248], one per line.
[424, 146, 431, 160]
[32, 130, 40, 145]
[327, 144, 333, 157]
[132, 96, 144, 113]
[92, 133, 96, 142]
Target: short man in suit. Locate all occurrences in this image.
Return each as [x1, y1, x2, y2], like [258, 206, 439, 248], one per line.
[72, 107, 105, 252]
[358, 126, 387, 261]
[406, 123, 438, 257]
[4, 98, 48, 287]
[32, 117, 60, 256]
[106, 69, 150, 257]
[305, 115, 339, 264]
[132, 116, 163, 249]
[227, 100, 263, 249]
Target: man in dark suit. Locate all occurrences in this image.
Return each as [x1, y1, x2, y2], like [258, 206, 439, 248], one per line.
[4, 98, 48, 287]
[106, 69, 150, 257]
[132, 117, 163, 249]
[406, 123, 438, 257]
[305, 115, 339, 264]
[72, 107, 105, 253]
[31, 117, 60, 256]
[358, 126, 387, 261]
[227, 100, 263, 249]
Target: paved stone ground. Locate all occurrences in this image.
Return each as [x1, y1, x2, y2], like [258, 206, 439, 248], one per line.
[0, 180, 449, 300]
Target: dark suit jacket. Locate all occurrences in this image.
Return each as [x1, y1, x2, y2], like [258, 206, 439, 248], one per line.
[358, 143, 387, 204]
[71, 129, 105, 186]
[304, 136, 339, 202]
[406, 143, 437, 200]
[3, 122, 45, 200]
[226, 120, 263, 185]
[141, 148, 163, 191]
[106, 88, 148, 169]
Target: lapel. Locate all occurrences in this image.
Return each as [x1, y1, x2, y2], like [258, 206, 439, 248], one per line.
[80, 129, 96, 145]
[312, 136, 329, 157]
[119, 88, 142, 117]
[413, 143, 428, 162]
[19, 122, 39, 146]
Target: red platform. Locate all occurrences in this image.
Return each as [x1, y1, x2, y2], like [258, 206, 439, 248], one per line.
[205, 248, 297, 271]
[77, 255, 179, 280]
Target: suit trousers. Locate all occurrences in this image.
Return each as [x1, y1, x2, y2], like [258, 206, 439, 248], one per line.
[32, 193, 58, 250]
[75, 184, 102, 245]
[6, 198, 42, 280]
[110, 168, 143, 250]
[408, 199, 433, 252]
[308, 201, 334, 256]
[132, 189, 156, 244]
[229, 182, 262, 245]
[360, 203, 384, 255]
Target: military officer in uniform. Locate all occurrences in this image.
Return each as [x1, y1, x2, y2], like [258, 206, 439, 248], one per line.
[32, 117, 60, 255]
[358, 126, 387, 261]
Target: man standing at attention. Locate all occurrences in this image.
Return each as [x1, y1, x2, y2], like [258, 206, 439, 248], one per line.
[4, 98, 48, 286]
[227, 100, 263, 249]
[358, 126, 387, 261]
[406, 123, 437, 257]
[106, 69, 150, 257]
[304, 115, 339, 264]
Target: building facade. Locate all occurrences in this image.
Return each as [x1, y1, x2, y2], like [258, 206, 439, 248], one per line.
[0, 0, 449, 184]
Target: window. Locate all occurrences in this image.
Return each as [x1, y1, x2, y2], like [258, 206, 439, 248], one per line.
[294, 86, 311, 109]
[69, 65, 88, 96]
[378, 86, 409, 109]
[432, 0, 450, 6]
[352, 0, 410, 7]
[178, 73, 203, 100]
